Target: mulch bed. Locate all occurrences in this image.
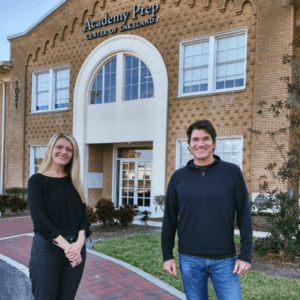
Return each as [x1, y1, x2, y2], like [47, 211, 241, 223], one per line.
[2, 211, 300, 280]
[0, 208, 31, 218]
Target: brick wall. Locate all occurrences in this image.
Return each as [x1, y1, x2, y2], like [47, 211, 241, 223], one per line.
[5, 0, 296, 199]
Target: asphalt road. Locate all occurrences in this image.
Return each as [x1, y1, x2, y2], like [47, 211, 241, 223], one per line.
[0, 259, 33, 300]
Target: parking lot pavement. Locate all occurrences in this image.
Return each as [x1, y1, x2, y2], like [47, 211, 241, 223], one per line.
[0, 258, 33, 300]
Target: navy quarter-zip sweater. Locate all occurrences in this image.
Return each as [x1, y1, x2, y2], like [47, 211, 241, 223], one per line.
[161, 155, 253, 264]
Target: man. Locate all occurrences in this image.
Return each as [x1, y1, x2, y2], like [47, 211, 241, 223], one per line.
[161, 120, 252, 300]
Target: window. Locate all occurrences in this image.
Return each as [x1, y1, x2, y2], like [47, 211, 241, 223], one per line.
[91, 58, 116, 104]
[32, 67, 70, 112]
[30, 146, 46, 176]
[176, 137, 243, 169]
[179, 30, 247, 96]
[90, 54, 154, 104]
[124, 55, 154, 101]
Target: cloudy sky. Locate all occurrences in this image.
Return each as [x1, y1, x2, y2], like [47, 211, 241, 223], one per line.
[0, 0, 63, 61]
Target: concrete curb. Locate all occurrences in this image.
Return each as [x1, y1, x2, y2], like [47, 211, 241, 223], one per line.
[0, 253, 30, 281]
[87, 249, 186, 299]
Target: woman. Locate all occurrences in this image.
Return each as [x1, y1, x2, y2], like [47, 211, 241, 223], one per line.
[28, 132, 91, 300]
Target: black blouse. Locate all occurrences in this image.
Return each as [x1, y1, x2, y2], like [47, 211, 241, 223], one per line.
[28, 173, 91, 242]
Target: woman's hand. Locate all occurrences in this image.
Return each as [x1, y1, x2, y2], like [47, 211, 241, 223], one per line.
[65, 241, 84, 267]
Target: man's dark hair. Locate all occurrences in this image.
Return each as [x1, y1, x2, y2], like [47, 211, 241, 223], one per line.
[186, 120, 217, 145]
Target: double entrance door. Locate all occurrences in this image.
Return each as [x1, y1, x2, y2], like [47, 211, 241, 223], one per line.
[119, 158, 152, 211]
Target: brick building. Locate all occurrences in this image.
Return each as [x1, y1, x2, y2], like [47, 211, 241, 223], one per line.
[0, 0, 299, 217]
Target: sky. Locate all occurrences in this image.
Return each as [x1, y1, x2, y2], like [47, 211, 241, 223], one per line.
[0, 0, 63, 61]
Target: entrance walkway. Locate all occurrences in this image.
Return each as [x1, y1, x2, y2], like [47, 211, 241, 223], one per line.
[0, 217, 185, 300]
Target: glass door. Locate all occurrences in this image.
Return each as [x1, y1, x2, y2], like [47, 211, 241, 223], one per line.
[119, 159, 152, 211]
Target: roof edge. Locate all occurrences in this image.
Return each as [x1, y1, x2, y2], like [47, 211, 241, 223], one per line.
[0, 61, 12, 67]
[7, 0, 67, 40]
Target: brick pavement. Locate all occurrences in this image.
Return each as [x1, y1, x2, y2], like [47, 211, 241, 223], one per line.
[0, 217, 183, 300]
[0, 216, 33, 239]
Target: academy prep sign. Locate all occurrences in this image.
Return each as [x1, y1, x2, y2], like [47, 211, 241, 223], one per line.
[83, 4, 160, 40]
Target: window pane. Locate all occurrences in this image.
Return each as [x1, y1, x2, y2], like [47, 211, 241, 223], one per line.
[124, 55, 154, 101]
[185, 44, 193, 56]
[217, 38, 226, 51]
[55, 69, 70, 109]
[192, 69, 200, 80]
[183, 40, 210, 94]
[237, 34, 246, 47]
[202, 41, 209, 53]
[215, 33, 246, 91]
[227, 36, 236, 49]
[184, 57, 192, 68]
[132, 84, 138, 100]
[217, 50, 226, 63]
[32, 146, 46, 175]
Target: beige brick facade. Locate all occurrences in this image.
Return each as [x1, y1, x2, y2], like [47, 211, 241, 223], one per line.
[0, 0, 299, 212]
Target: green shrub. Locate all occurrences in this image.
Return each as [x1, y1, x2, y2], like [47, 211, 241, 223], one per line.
[0, 195, 9, 214]
[116, 204, 139, 227]
[95, 198, 115, 228]
[153, 195, 166, 212]
[0, 195, 7, 214]
[253, 236, 283, 256]
[5, 187, 28, 200]
[140, 210, 150, 225]
[86, 205, 98, 224]
[9, 196, 27, 213]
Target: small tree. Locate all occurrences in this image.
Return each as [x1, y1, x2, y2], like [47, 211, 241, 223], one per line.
[86, 205, 98, 224]
[116, 204, 138, 227]
[153, 195, 166, 213]
[9, 196, 27, 213]
[250, 39, 300, 258]
[0, 195, 7, 215]
[140, 210, 150, 226]
[95, 198, 115, 228]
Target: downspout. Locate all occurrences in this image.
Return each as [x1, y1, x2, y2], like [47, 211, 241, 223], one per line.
[0, 81, 6, 194]
[23, 65, 28, 188]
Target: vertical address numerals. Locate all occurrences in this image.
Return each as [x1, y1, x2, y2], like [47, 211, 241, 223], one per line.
[15, 81, 19, 109]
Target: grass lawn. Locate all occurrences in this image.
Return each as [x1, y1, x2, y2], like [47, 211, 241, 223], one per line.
[94, 233, 300, 299]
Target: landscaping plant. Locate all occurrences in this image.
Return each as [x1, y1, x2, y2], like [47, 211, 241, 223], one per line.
[250, 39, 300, 259]
[5, 187, 28, 200]
[153, 195, 166, 212]
[115, 203, 138, 227]
[9, 196, 27, 213]
[86, 205, 98, 224]
[140, 210, 150, 225]
[95, 198, 115, 228]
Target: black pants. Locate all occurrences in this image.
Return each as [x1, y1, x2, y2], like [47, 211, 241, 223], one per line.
[29, 234, 86, 300]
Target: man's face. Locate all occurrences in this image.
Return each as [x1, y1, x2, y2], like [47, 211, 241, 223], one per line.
[189, 129, 215, 164]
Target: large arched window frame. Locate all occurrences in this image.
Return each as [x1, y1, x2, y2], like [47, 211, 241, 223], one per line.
[89, 52, 154, 105]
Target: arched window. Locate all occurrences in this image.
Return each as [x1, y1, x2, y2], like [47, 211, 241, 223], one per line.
[90, 57, 116, 104]
[90, 54, 154, 104]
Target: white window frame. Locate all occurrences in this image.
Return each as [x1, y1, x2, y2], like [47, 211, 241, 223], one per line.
[175, 135, 243, 170]
[178, 29, 247, 97]
[31, 65, 70, 113]
[30, 146, 47, 176]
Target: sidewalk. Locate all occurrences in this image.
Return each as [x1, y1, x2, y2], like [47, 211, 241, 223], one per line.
[133, 217, 271, 238]
[0, 217, 184, 300]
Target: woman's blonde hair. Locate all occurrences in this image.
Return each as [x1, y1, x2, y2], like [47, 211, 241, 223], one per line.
[38, 132, 86, 203]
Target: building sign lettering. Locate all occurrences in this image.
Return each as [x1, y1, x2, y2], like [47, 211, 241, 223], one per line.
[15, 81, 19, 109]
[83, 4, 159, 40]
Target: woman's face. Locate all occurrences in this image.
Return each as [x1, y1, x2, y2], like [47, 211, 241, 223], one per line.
[52, 137, 73, 167]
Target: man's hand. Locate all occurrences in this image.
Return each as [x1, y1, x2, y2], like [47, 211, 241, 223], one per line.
[233, 259, 251, 275]
[163, 259, 177, 275]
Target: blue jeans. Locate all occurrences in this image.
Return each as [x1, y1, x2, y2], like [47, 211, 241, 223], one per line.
[179, 254, 241, 300]
[29, 234, 86, 300]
